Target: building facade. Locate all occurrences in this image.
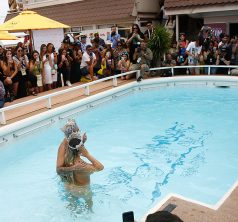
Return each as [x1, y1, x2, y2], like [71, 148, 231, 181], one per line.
[164, 0, 238, 40]
[6, 0, 161, 38]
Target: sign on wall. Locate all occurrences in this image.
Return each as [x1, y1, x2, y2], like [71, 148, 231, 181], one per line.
[205, 23, 227, 38]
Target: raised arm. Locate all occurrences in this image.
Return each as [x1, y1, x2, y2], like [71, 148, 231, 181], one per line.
[79, 146, 104, 172]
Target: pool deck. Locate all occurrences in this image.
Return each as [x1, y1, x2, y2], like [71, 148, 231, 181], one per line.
[2, 77, 238, 221]
[1, 78, 134, 125]
[157, 185, 238, 222]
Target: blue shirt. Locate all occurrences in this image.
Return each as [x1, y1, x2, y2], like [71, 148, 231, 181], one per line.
[107, 33, 121, 49]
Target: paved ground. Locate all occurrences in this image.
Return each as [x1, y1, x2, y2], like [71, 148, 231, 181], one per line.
[158, 186, 238, 222]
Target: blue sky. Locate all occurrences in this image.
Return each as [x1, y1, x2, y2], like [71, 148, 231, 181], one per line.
[0, 0, 9, 24]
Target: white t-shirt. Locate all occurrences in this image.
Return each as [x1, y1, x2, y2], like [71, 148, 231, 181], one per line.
[80, 52, 96, 68]
[186, 41, 202, 64]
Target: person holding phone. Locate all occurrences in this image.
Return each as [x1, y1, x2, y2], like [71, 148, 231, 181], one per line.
[56, 119, 104, 210]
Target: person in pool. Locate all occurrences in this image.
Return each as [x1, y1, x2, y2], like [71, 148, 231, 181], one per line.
[56, 119, 104, 185]
[56, 119, 104, 210]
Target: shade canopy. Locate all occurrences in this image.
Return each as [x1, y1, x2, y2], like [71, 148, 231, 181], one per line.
[0, 10, 70, 31]
[0, 31, 19, 40]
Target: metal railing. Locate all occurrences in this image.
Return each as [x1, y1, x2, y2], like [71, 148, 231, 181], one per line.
[0, 70, 140, 125]
[150, 65, 238, 76]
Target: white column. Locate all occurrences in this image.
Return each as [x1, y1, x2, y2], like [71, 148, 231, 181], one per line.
[176, 15, 179, 43]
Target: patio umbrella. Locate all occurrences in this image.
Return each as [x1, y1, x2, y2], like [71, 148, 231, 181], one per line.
[0, 10, 70, 31]
[0, 10, 70, 50]
[0, 31, 19, 40]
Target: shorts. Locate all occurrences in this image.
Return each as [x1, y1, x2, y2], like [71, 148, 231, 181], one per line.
[80, 67, 89, 76]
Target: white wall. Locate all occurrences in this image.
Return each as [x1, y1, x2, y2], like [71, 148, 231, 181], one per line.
[32, 28, 64, 52]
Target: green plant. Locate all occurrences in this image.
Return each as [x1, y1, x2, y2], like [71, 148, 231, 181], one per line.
[148, 25, 171, 67]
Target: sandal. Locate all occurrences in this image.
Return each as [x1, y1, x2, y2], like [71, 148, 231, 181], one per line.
[32, 91, 38, 96]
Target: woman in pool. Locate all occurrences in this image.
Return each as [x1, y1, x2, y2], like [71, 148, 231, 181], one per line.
[56, 119, 104, 210]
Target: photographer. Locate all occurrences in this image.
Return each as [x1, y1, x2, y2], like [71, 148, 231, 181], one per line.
[58, 48, 71, 86]
[127, 24, 144, 64]
[216, 46, 231, 74]
[203, 41, 217, 74]
[107, 25, 121, 49]
[127, 40, 153, 80]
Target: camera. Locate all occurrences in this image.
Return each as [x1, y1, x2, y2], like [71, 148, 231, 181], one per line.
[52, 46, 55, 52]
[122, 211, 134, 222]
[46, 54, 49, 59]
[89, 52, 93, 57]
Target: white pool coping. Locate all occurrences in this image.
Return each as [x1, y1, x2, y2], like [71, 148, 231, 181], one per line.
[1, 75, 238, 220]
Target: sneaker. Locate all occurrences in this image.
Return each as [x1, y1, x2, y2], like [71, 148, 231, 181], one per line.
[66, 81, 72, 86]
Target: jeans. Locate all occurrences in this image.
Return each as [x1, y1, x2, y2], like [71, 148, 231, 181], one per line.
[0, 99, 5, 108]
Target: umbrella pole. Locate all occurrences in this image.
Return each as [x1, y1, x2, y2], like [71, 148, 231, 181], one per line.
[29, 29, 35, 53]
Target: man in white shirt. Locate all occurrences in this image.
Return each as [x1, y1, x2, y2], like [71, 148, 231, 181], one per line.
[80, 45, 97, 82]
[186, 37, 203, 75]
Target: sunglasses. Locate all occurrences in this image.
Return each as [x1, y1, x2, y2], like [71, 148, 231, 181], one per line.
[17, 50, 22, 52]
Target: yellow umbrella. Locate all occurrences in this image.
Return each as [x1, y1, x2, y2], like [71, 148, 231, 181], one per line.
[0, 10, 70, 31]
[0, 31, 19, 40]
[0, 10, 70, 51]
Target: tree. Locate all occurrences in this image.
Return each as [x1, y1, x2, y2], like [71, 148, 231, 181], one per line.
[148, 25, 171, 68]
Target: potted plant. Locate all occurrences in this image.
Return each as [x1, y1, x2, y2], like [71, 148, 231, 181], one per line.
[148, 25, 171, 69]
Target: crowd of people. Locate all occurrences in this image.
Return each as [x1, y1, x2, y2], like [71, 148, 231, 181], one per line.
[0, 23, 154, 107]
[1, 22, 238, 108]
[162, 27, 238, 76]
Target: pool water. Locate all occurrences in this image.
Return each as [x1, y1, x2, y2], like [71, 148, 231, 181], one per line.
[0, 86, 238, 222]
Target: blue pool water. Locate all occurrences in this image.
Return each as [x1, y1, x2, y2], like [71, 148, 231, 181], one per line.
[0, 86, 238, 222]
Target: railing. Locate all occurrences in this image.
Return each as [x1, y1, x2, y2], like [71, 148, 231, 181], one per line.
[150, 65, 238, 76]
[0, 70, 140, 125]
[1, 64, 238, 125]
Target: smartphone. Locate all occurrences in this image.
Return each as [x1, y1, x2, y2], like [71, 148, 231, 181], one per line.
[122, 211, 134, 222]
[46, 54, 49, 59]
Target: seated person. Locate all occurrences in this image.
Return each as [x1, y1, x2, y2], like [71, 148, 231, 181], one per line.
[97, 50, 115, 79]
[128, 40, 153, 80]
[56, 119, 104, 209]
[146, 211, 183, 222]
[162, 53, 176, 77]
[80, 45, 97, 82]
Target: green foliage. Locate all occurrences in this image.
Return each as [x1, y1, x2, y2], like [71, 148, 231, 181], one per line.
[148, 25, 171, 60]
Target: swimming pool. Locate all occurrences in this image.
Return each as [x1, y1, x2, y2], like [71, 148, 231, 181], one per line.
[0, 78, 238, 222]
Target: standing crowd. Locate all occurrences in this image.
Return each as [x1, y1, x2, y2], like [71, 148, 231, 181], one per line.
[162, 27, 238, 76]
[0, 23, 154, 107]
